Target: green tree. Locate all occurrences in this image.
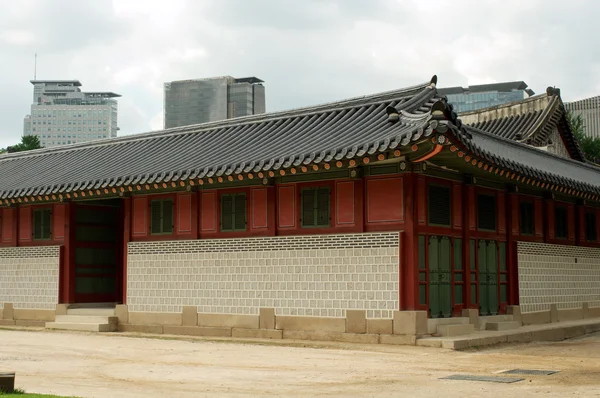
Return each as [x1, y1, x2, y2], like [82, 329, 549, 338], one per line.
[567, 110, 600, 163]
[7, 135, 43, 153]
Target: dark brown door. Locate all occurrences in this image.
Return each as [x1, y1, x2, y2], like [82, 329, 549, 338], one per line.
[72, 201, 121, 303]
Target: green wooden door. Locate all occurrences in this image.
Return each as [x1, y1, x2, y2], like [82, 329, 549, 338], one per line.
[478, 240, 499, 316]
[428, 236, 452, 318]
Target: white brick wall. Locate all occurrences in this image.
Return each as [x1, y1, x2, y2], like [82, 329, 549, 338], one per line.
[518, 242, 600, 313]
[0, 246, 60, 310]
[127, 232, 400, 318]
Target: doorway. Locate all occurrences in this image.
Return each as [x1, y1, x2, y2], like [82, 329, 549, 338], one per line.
[71, 199, 122, 303]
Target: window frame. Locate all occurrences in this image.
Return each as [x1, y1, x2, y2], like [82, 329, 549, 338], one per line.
[32, 207, 52, 241]
[519, 200, 535, 236]
[220, 192, 247, 232]
[554, 205, 568, 240]
[427, 183, 452, 228]
[477, 193, 497, 232]
[300, 186, 331, 228]
[584, 210, 597, 242]
[149, 198, 174, 235]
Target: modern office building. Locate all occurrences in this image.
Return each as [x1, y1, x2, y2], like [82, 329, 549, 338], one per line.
[565, 96, 600, 139]
[164, 76, 266, 128]
[439, 81, 534, 113]
[23, 80, 120, 147]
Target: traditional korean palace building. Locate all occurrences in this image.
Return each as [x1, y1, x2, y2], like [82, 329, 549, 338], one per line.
[1, 76, 599, 341]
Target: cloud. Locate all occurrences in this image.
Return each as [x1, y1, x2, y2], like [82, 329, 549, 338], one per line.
[1, 0, 600, 149]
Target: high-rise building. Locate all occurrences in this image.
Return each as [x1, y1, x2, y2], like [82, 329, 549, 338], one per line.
[565, 96, 600, 139]
[439, 81, 534, 113]
[23, 80, 120, 147]
[164, 76, 266, 129]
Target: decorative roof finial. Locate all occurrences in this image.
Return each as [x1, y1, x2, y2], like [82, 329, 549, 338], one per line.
[429, 75, 438, 88]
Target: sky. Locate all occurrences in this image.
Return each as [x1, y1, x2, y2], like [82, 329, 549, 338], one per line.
[1, 0, 599, 148]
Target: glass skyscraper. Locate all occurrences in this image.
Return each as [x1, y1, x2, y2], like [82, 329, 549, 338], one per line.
[23, 80, 120, 147]
[164, 76, 266, 129]
[439, 81, 534, 113]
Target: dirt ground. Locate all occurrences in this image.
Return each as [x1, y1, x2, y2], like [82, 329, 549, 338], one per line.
[0, 329, 599, 398]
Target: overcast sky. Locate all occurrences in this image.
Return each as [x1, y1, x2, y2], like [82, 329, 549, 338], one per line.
[1, 0, 599, 148]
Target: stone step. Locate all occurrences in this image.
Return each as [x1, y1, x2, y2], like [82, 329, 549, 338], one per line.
[485, 321, 521, 331]
[480, 314, 514, 323]
[427, 317, 469, 334]
[55, 315, 117, 324]
[436, 323, 475, 337]
[66, 308, 115, 316]
[45, 322, 116, 332]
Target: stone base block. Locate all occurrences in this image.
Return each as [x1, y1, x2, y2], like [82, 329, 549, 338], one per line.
[393, 311, 427, 336]
[164, 325, 232, 337]
[283, 330, 379, 344]
[259, 308, 275, 330]
[467, 335, 508, 348]
[550, 304, 559, 323]
[379, 334, 417, 346]
[441, 339, 470, 350]
[276, 316, 345, 333]
[181, 306, 197, 327]
[521, 310, 551, 325]
[415, 338, 442, 348]
[533, 328, 565, 342]
[198, 314, 258, 329]
[118, 324, 164, 334]
[55, 304, 68, 316]
[232, 328, 283, 339]
[506, 332, 533, 344]
[115, 305, 129, 324]
[1, 303, 13, 320]
[15, 320, 46, 327]
[345, 310, 366, 334]
[14, 309, 54, 321]
[0, 320, 16, 326]
[437, 324, 474, 337]
[506, 305, 521, 324]
[366, 319, 392, 335]
[461, 308, 480, 329]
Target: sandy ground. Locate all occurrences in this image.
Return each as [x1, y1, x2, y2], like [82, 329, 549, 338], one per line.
[0, 329, 599, 398]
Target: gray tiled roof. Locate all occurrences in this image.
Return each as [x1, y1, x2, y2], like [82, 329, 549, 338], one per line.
[0, 81, 439, 199]
[458, 91, 585, 161]
[456, 125, 600, 194]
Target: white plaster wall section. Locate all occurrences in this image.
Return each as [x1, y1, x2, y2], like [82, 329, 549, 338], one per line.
[0, 246, 60, 310]
[127, 232, 400, 318]
[517, 241, 600, 313]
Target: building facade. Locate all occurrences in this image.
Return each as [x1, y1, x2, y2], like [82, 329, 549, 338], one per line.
[565, 96, 600, 139]
[164, 76, 266, 129]
[1, 76, 599, 342]
[23, 80, 120, 147]
[439, 81, 534, 113]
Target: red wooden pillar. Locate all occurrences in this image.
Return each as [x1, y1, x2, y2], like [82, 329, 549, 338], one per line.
[507, 192, 519, 306]
[59, 202, 75, 303]
[577, 205, 586, 246]
[463, 183, 477, 309]
[544, 198, 555, 242]
[400, 173, 418, 310]
[121, 197, 131, 304]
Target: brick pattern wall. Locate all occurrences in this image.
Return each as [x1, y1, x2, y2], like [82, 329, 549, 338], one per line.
[127, 232, 400, 318]
[0, 246, 60, 310]
[518, 241, 600, 313]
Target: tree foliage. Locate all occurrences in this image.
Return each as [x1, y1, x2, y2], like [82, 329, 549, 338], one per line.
[567, 110, 600, 164]
[6, 135, 43, 153]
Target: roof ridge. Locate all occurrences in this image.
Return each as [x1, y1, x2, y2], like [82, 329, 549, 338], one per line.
[1, 81, 432, 162]
[464, 124, 600, 174]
